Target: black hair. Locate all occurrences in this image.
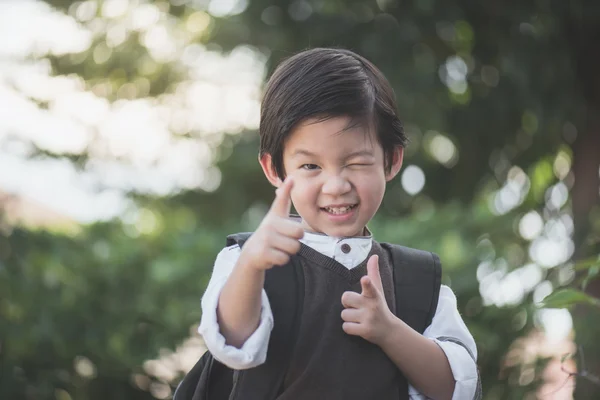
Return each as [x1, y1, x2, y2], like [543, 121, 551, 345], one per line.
[259, 47, 408, 179]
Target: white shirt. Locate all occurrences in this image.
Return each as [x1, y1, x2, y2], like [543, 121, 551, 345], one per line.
[199, 232, 480, 399]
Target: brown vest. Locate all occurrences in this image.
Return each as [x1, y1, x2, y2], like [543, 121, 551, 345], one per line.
[274, 241, 404, 400]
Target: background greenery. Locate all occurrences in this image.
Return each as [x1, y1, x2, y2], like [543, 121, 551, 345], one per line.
[1, 0, 599, 399]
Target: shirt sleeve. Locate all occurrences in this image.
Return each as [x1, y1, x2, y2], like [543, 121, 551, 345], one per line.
[197, 245, 274, 370]
[408, 285, 482, 400]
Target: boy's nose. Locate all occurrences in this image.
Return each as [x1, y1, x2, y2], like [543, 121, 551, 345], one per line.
[322, 175, 352, 195]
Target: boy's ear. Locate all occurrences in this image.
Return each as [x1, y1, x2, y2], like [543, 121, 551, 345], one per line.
[259, 153, 283, 187]
[385, 146, 404, 182]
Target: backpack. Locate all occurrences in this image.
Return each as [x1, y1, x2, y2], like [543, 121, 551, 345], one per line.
[174, 233, 442, 400]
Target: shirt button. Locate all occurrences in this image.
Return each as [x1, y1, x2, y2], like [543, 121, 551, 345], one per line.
[340, 243, 351, 254]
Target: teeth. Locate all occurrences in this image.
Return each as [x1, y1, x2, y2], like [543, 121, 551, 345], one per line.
[325, 205, 354, 214]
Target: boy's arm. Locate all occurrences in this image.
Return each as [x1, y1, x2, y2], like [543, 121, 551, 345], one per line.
[216, 257, 267, 347]
[381, 286, 480, 400]
[341, 256, 478, 400]
[379, 317, 455, 400]
[199, 246, 274, 369]
[415, 285, 480, 399]
[215, 177, 303, 348]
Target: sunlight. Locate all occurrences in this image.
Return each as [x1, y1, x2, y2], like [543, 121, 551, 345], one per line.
[519, 211, 544, 240]
[536, 308, 573, 343]
[0, 0, 92, 58]
[401, 165, 426, 195]
[0, 0, 266, 222]
[208, 0, 249, 17]
[490, 166, 530, 215]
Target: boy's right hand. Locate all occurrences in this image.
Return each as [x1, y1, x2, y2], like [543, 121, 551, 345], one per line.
[238, 177, 304, 271]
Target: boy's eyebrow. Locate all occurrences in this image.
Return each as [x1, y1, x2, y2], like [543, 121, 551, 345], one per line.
[344, 150, 375, 159]
[291, 149, 375, 158]
[291, 149, 318, 158]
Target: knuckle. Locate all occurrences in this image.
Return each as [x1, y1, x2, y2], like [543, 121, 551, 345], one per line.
[266, 220, 279, 233]
[263, 230, 276, 243]
[276, 253, 289, 266]
[291, 240, 301, 253]
[341, 292, 349, 306]
[294, 228, 304, 238]
[341, 309, 352, 321]
[264, 215, 279, 228]
[342, 323, 351, 334]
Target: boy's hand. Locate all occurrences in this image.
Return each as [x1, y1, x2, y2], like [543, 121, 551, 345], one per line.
[238, 177, 304, 271]
[341, 254, 395, 346]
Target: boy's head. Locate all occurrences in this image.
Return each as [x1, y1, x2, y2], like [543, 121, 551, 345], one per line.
[258, 48, 406, 237]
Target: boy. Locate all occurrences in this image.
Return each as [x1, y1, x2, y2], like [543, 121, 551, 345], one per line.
[198, 48, 480, 399]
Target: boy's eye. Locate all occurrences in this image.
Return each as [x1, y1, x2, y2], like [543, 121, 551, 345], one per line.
[348, 163, 371, 167]
[300, 164, 320, 170]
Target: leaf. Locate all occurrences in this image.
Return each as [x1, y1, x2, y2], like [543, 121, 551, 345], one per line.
[541, 289, 600, 309]
[582, 265, 600, 290]
[573, 257, 600, 271]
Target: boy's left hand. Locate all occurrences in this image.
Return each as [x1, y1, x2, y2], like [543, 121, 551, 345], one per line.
[340, 254, 395, 346]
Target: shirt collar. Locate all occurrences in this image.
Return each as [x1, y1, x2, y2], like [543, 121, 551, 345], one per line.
[289, 214, 373, 240]
[290, 215, 373, 268]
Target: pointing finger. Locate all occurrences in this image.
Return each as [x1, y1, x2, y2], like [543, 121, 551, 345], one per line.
[270, 177, 294, 217]
[367, 255, 384, 293]
[341, 291, 362, 308]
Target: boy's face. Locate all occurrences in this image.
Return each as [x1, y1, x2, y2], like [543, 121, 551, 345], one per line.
[260, 116, 403, 237]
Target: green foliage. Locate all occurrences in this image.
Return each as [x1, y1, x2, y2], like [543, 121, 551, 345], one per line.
[542, 288, 600, 309]
[2, 0, 600, 399]
[539, 256, 600, 309]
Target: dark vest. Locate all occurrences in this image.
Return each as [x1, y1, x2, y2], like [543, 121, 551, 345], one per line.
[275, 241, 400, 399]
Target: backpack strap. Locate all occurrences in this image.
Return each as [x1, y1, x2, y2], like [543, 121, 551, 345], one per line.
[225, 232, 305, 400]
[175, 232, 303, 400]
[173, 350, 211, 400]
[225, 232, 253, 248]
[380, 243, 442, 334]
[380, 243, 441, 400]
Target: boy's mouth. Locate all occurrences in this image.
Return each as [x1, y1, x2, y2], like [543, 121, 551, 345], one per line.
[321, 204, 358, 215]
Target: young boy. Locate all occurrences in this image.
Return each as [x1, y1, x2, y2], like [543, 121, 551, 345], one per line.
[198, 48, 480, 399]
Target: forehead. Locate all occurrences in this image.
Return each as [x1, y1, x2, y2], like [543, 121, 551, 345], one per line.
[284, 116, 379, 156]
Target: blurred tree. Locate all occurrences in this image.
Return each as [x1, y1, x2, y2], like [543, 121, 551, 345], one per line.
[1, 0, 599, 399]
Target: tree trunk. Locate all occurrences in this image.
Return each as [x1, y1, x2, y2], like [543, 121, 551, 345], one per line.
[567, 3, 600, 396]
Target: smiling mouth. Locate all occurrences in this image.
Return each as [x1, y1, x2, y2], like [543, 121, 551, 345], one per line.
[321, 204, 358, 214]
